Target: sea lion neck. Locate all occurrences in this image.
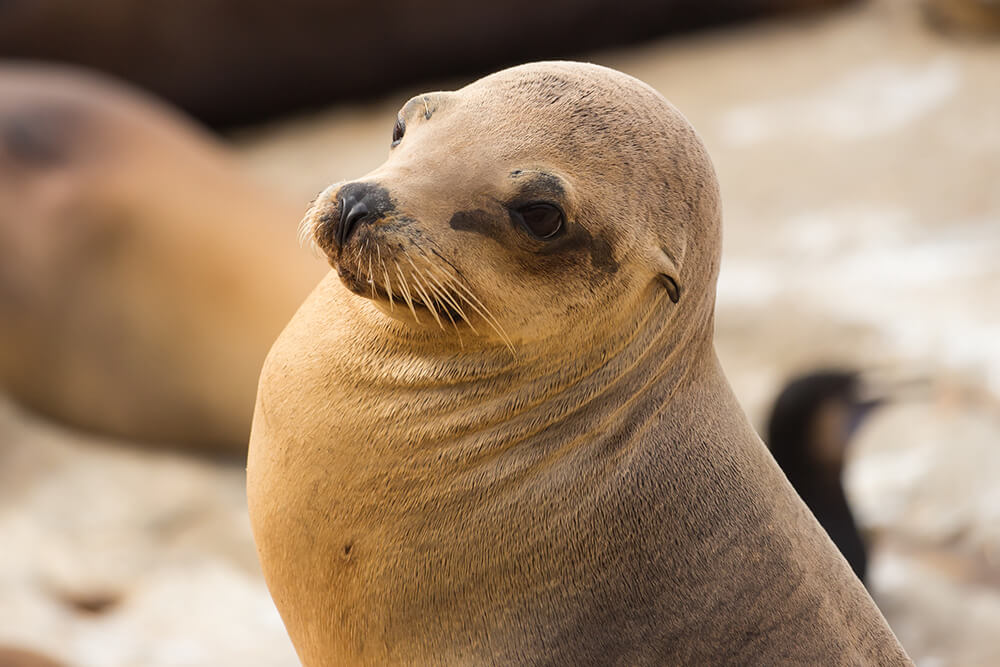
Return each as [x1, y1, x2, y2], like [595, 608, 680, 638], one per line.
[256, 273, 716, 468]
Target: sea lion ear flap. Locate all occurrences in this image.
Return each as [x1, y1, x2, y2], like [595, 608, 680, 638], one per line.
[659, 275, 680, 303]
[654, 247, 681, 304]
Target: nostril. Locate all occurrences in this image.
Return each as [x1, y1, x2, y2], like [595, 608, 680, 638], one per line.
[345, 201, 369, 228]
[337, 197, 369, 246]
[330, 182, 393, 249]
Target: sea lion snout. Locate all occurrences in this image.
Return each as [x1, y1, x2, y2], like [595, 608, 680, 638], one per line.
[314, 181, 396, 254]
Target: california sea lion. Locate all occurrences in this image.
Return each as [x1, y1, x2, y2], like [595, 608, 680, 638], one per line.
[247, 62, 911, 664]
[0, 64, 324, 454]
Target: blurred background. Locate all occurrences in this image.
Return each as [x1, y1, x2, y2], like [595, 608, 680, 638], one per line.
[1, 0, 999, 664]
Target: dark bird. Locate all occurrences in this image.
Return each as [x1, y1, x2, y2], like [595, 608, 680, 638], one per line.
[766, 370, 883, 584]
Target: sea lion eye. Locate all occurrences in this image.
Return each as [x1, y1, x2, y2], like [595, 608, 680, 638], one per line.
[391, 117, 405, 146]
[515, 203, 564, 239]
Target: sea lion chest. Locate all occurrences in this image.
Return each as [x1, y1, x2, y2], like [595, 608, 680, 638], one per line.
[247, 281, 709, 665]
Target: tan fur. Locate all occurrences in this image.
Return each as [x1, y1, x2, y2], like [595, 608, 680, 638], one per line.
[0, 64, 325, 454]
[247, 62, 911, 664]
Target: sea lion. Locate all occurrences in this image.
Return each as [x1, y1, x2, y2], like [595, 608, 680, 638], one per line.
[0, 64, 325, 454]
[247, 62, 911, 664]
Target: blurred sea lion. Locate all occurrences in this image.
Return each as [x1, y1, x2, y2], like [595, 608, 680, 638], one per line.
[0, 64, 325, 455]
[0, 0, 853, 126]
[923, 0, 1000, 36]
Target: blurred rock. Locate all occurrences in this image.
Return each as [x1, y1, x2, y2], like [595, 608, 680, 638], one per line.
[871, 543, 1000, 666]
[0, 0, 853, 126]
[847, 394, 1000, 554]
[0, 396, 298, 667]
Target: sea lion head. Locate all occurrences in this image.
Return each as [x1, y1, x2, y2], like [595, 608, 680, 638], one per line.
[301, 61, 722, 349]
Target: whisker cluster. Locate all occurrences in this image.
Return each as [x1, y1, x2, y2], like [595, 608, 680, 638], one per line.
[297, 205, 324, 258]
[356, 240, 514, 352]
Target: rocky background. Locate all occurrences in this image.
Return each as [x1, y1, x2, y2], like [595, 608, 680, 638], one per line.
[1, 0, 998, 664]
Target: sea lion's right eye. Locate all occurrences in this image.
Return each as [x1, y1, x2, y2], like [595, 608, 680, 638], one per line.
[391, 117, 406, 146]
[515, 203, 564, 240]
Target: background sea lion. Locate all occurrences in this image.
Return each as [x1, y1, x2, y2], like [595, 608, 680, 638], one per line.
[247, 62, 911, 664]
[0, 64, 325, 455]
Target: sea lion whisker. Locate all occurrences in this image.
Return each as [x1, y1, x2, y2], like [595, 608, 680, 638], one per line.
[428, 247, 470, 283]
[435, 272, 512, 350]
[404, 257, 444, 330]
[408, 266, 445, 330]
[296, 208, 312, 247]
[393, 261, 420, 323]
[419, 263, 491, 347]
[366, 241, 376, 302]
[433, 287, 464, 347]
[447, 284, 513, 352]
[420, 259, 485, 316]
[418, 260, 473, 329]
[421, 268, 463, 344]
[297, 207, 323, 258]
[377, 248, 395, 311]
[420, 265, 463, 344]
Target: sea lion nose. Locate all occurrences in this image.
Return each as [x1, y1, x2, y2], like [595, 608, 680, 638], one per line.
[336, 182, 388, 247]
[338, 197, 368, 246]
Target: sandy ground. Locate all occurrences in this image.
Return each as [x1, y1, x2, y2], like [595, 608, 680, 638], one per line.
[1, 1, 998, 664]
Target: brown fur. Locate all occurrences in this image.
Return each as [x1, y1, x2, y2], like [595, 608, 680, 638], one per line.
[0, 64, 325, 454]
[247, 62, 911, 664]
[0, 646, 64, 667]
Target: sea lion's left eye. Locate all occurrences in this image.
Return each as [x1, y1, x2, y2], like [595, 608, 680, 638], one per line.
[391, 117, 405, 146]
[515, 203, 564, 240]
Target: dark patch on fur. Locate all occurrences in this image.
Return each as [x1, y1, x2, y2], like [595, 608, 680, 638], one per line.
[449, 208, 496, 236]
[507, 171, 567, 203]
[3, 105, 86, 167]
[449, 168, 616, 275]
[589, 232, 619, 274]
[548, 224, 619, 274]
[451, 205, 618, 276]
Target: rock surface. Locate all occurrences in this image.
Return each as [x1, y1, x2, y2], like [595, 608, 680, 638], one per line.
[1, 1, 998, 664]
